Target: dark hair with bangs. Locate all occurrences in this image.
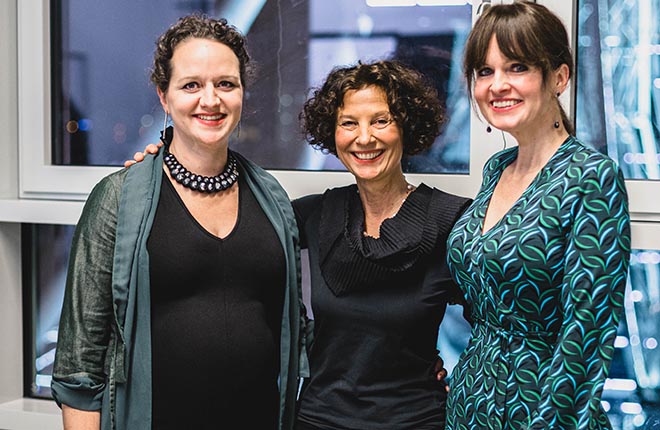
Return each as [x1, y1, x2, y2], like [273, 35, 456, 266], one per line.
[301, 60, 444, 156]
[463, 1, 574, 134]
[150, 15, 253, 93]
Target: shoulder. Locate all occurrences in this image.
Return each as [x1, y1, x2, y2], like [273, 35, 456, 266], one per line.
[85, 168, 130, 210]
[73, 168, 132, 240]
[294, 185, 356, 224]
[425, 184, 473, 222]
[561, 137, 624, 185]
[567, 137, 618, 169]
[96, 167, 130, 191]
[292, 194, 323, 219]
[322, 184, 356, 201]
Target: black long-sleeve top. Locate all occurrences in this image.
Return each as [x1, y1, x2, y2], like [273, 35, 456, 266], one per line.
[293, 184, 471, 430]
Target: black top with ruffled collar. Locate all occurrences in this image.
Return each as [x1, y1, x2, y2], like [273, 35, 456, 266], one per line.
[293, 184, 472, 429]
[318, 183, 470, 296]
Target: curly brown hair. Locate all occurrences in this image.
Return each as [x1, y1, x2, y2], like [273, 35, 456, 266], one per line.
[150, 15, 252, 93]
[301, 61, 445, 156]
[463, 1, 574, 134]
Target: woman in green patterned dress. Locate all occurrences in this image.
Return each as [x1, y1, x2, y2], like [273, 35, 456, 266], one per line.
[446, 2, 630, 429]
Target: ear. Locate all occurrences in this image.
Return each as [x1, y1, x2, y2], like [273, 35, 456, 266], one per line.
[554, 63, 570, 96]
[157, 87, 169, 114]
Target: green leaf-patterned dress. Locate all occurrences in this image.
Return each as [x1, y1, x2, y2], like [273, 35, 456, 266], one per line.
[446, 137, 630, 430]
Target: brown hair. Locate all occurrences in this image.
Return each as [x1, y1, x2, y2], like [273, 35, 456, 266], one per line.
[464, 1, 574, 134]
[150, 15, 252, 93]
[301, 60, 445, 155]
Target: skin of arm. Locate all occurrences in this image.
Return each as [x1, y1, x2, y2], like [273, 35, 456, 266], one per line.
[62, 405, 100, 430]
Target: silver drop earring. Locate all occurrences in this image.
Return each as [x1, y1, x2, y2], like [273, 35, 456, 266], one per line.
[553, 92, 561, 129]
[161, 112, 169, 144]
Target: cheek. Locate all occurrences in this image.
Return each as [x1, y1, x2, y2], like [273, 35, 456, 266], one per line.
[334, 129, 352, 150]
[226, 93, 243, 111]
[474, 83, 489, 104]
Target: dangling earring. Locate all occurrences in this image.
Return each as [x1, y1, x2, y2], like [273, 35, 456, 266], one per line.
[161, 111, 169, 144]
[486, 125, 492, 133]
[554, 92, 561, 129]
[236, 121, 241, 140]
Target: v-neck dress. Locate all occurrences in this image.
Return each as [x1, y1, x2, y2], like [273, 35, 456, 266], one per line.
[446, 137, 630, 430]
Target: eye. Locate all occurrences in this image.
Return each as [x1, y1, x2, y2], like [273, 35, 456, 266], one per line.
[511, 63, 529, 73]
[182, 82, 199, 91]
[372, 117, 392, 129]
[339, 120, 358, 130]
[217, 80, 237, 89]
[477, 67, 493, 77]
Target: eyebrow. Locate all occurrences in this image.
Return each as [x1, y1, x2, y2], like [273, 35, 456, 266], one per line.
[173, 74, 240, 82]
[337, 110, 391, 118]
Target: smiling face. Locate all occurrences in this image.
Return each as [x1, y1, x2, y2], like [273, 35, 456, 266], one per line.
[157, 37, 243, 151]
[474, 36, 563, 138]
[334, 86, 404, 185]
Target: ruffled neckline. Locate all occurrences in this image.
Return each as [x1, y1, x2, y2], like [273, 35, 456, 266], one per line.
[318, 184, 463, 296]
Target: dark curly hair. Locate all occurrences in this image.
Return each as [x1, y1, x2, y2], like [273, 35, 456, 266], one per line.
[464, 1, 574, 134]
[301, 61, 445, 156]
[150, 15, 253, 93]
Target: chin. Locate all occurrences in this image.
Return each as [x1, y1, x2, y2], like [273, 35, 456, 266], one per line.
[353, 170, 385, 182]
[197, 131, 231, 145]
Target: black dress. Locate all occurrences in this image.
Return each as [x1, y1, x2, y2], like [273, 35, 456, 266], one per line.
[294, 184, 470, 430]
[148, 173, 286, 430]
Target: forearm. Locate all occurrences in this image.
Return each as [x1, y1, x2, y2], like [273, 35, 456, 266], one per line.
[62, 405, 100, 430]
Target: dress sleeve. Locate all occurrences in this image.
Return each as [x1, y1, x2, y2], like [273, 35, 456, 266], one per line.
[292, 194, 322, 250]
[529, 160, 630, 429]
[51, 173, 123, 411]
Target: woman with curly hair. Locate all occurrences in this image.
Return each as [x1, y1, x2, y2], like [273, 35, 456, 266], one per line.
[293, 60, 471, 429]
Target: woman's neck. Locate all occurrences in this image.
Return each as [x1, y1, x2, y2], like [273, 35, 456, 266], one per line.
[357, 175, 413, 238]
[168, 138, 229, 177]
[510, 126, 569, 174]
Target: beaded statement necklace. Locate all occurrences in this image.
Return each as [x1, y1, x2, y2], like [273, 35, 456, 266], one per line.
[164, 149, 239, 193]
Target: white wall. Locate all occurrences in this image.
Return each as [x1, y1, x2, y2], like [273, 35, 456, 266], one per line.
[0, 1, 62, 428]
[0, 0, 21, 402]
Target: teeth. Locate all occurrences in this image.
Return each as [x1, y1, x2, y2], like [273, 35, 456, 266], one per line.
[198, 114, 223, 121]
[492, 100, 519, 108]
[354, 151, 382, 160]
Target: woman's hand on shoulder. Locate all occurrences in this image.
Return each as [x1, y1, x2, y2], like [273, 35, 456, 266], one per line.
[123, 142, 162, 167]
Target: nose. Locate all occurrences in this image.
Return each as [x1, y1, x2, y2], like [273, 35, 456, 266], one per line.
[355, 123, 374, 145]
[200, 85, 220, 108]
[490, 70, 510, 93]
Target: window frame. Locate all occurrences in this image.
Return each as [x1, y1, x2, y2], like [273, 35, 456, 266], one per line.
[3, 1, 660, 428]
[17, 0, 493, 212]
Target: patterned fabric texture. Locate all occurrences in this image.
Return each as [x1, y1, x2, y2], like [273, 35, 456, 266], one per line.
[446, 137, 631, 430]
